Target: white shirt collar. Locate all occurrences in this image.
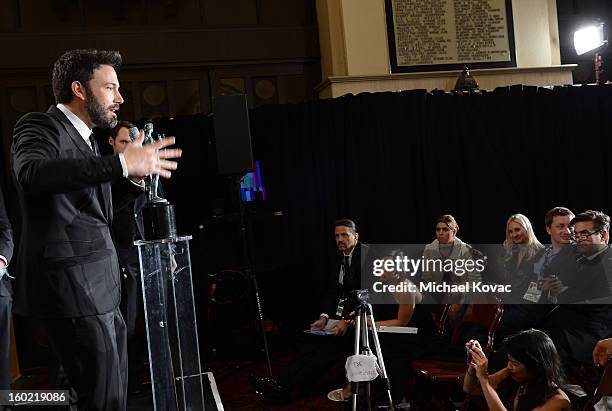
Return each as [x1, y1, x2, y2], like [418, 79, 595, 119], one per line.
[343, 244, 357, 259]
[57, 103, 92, 145]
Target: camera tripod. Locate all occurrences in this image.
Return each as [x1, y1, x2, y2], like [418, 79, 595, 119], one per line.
[350, 300, 394, 411]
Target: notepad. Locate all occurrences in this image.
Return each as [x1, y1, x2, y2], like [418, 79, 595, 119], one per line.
[375, 326, 418, 334]
[304, 319, 339, 335]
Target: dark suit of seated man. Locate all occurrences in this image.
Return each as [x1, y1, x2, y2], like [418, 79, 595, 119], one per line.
[253, 218, 367, 400]
[11, 49, 181, 411]
[540, 210, 612, 367]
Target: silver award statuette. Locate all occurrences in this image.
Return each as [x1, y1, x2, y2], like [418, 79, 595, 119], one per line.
[149, 133, 165, 203]
[141, 122, 177, 240]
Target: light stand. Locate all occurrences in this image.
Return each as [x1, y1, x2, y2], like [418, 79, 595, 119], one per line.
[231, 175, 273, 377]
[595, 52, 603, 84]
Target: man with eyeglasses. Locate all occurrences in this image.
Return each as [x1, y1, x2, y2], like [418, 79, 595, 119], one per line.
[540, 210, 612, 304]
[541, 210, 612, 367]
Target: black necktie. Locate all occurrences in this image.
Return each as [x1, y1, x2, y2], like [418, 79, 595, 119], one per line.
[88, 133, 106, 215]
[89, 133, 100, 157]
[342, 256, 351, 284]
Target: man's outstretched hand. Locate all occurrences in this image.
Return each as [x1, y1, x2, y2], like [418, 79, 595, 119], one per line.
[123, 130, 182, 179]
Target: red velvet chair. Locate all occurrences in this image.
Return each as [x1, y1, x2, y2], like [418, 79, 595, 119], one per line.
[583, 359, 612, 411]
[409, 301, 504, 410]
[430, 304, 451, 337]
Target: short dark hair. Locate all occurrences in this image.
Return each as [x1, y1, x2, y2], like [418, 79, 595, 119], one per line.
[335, 219, 357, 234]
[52, 49, 122, 104]
[109, 121, 137, 140]
[571, 210, 610, 232]
[544, 207, 574, 228]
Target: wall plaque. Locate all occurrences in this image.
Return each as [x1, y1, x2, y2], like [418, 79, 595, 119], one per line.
[385, 0, 516, 73]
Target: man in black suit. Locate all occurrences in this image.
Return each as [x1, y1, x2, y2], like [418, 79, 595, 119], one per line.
[107, 121, 148, 395]
[541, 210, 612, 366]
[0, 185, 14, 404]
[254, 219, 367, 399]
[312, 219, 366, 335]
[11, 49, 181, 410]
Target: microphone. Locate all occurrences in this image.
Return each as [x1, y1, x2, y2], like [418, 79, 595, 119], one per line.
[128, 127, 139, 142]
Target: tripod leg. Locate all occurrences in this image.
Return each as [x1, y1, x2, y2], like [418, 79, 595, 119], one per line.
[360, 311, 373, 411]
[352, 308, 378, 411]
[352, 311, 362, 411]
[366, 304, 394, 409]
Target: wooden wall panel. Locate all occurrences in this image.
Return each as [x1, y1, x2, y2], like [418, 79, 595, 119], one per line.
[19, 0, 84, 30]
[0, 0, 21, 31]
[83, 0, 145, 28]
[145, 0, 202, 26]
[203, 0, 258, 26]
[174, 79, 202, 115]
[140, 80, 169, 119]
[259, 0, 310, 26]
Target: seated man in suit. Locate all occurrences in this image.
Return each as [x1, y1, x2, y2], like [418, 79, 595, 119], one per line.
[540, 210, 612, 304]
[541, 210, 612, 367]
[253, 219, 367, 400]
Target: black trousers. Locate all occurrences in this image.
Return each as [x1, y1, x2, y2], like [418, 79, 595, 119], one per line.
[120, 270, 147, 392]
[278, 332, 354, 394]
[42, 308, 127, 411]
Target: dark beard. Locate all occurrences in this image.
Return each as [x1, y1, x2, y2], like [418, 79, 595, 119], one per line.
[85, 88, 117, 129]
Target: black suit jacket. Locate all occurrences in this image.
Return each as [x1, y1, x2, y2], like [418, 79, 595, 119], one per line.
[0, 186, 13, 298]
[112, 178, 147, 275]
[544, 245, 612, 303]
[322, 242, 369, 318]
[11, 106, 140, 318]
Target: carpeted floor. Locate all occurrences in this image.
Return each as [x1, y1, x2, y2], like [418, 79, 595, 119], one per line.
[10, 344, 345, 410]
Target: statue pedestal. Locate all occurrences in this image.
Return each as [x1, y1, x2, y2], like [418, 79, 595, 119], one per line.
[136, 235, 206, 410]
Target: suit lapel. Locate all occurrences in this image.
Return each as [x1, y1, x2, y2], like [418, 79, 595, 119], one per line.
[47, 106, 111, 221]
[47, 106, 93, 158]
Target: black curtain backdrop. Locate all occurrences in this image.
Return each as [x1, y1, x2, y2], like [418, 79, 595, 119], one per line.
[249, 85, 612, 319]
[8, 85, 612, 365]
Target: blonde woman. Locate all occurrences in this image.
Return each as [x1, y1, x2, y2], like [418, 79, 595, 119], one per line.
[503, 214, 544, 273]
[498, 214, 544, 305]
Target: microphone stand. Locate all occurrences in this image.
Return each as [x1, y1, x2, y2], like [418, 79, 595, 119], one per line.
[232, 175, 273, 377]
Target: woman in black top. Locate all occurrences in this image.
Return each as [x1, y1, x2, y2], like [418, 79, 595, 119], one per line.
[464, 329, 570, 411]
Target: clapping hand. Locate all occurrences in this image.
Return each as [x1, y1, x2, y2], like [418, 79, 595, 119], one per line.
[593, 338, 612, 367]
[466, 339, 488, 379]
[540, 276, 564, 297]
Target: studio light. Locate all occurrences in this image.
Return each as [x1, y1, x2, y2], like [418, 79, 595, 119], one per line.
[574, 23, 606, 56]
[573, 22, 607, 84]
